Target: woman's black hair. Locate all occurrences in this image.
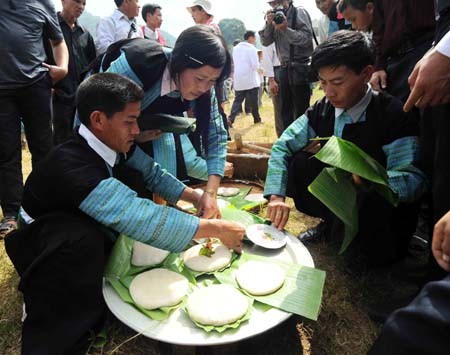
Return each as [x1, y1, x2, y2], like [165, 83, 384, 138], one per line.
[311, 30, 375, 75]
[169, 25, 231, 157]
[169, 25, 231, 84]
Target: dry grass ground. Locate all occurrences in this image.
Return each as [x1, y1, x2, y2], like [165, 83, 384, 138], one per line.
[0, 89, 383, 354]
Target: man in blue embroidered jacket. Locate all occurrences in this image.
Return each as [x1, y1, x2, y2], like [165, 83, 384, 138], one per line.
[264, 30, 426, 265]
[5, 73, 244, 355]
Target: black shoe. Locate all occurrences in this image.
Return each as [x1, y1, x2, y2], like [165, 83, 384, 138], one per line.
[298, 221, 327, 243]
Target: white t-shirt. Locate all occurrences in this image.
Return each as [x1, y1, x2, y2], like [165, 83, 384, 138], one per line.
[232, 41, 261, 91]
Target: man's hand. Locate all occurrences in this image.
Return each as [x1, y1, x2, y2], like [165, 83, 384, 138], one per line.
[404, 49, 450, 112]
[42, 62, 68, 84]
[266, 195, 290, 230]
[195, 219, 245, 253]
[273, 17, 288, 31]
[432, 210, 450, 272]
[369, 70, 388, 92]
[269, 77, 279, 96]
[135, 129, 163, 143]
[303, 140, 322, 154]
[266, 10, 275, 24]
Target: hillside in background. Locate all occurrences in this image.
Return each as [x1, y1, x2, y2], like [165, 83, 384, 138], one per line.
[78, 11, 177, 47]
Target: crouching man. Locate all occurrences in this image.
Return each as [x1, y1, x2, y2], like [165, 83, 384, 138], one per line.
[5, 73, 244, 355]
[264, 30, 425, 265]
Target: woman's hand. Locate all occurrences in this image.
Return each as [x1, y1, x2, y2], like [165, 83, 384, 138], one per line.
[266, 195, 290, 230]
[197, 190, 221, 219]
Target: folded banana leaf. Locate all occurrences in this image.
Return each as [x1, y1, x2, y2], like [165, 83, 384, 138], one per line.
[308, 136, 398, 254]
[138, 113, 196, 134]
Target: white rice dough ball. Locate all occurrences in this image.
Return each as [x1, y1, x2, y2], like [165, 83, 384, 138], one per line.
[186, 284, 249, 326]
[131, 241, 170, 266]
[217, 187, 240, 197]
[183, 243, 232, 272]
[235, 260, 285, 296]
[129, 268, 189, 310]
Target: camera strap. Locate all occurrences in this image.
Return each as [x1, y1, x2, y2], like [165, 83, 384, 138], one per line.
[289, 6, 318, 68]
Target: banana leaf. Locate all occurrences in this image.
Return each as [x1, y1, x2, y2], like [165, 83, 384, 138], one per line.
[220, 206, 267, 228]
[313, 136, 398, 206]
[214, 252, 326, 321]
[138, 113, 196, 134]
[308, 167, 358, 254]
[308, 136, 399, 253]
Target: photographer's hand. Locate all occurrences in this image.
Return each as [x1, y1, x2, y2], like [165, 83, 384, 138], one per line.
[273, 17, 288, 31]
[266, 10, 275, 24]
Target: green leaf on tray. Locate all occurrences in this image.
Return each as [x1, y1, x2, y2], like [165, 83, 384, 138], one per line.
[105, 235, 196, 320]
[182, 297, 254, 333]
[308, 136, 399, 253]
[220, 206, 266, 228]
[107, 275, 189, 321]
[214, 252, 326, 321]
[219, 187, 262, 211]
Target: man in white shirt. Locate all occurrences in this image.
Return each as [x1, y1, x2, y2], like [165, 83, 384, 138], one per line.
[228, 31, 262, 126]
[95, 0, 143, 54]
[141, 3, 166, 46]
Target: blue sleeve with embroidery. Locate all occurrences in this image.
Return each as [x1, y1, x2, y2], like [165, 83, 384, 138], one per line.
[382, 136, 426, 202]
[264, 114, 316, 197]
[79, 178, 199, 252]
[205, 88, 227, 177]
[125, 145, 187, 204]
[180, 134, 208, 181]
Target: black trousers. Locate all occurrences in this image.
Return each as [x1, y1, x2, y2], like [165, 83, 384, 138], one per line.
[287, 151, 418, 265]
[276, 66, 311, 133]
[52, 96, 76, 145]
[5, 212, 113, 355]
[0, 74, 53, 217]
[368, 273, 450, 355]
[229, 87, 261, 124]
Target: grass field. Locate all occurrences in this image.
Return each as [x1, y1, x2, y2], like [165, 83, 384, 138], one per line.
[0, 89, 387, 354]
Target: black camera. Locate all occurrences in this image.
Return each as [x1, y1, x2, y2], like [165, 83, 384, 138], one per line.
[272, 6, 286, 24]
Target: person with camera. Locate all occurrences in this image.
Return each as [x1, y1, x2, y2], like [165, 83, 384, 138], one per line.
[259, 0, 313, 134]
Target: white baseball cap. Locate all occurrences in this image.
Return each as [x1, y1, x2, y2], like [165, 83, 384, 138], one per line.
[187, 0, 213, 16]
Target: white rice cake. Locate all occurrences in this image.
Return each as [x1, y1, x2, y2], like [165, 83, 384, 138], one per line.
[236, 260, 285, 296]
[217, 187, 240, 197]
[131, 241, 170, 266]
[129, 268, 189, 310]
[244, 193, 268, 203]
[217, 198, 231, 209]
[187, 284, 249, 326]
[183, 243, 232, 272]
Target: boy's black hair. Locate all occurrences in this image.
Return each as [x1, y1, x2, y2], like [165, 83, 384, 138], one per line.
[76, 73, 144, 127]
[244, 30, 256, 40]
[311, 30, 374, 74]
